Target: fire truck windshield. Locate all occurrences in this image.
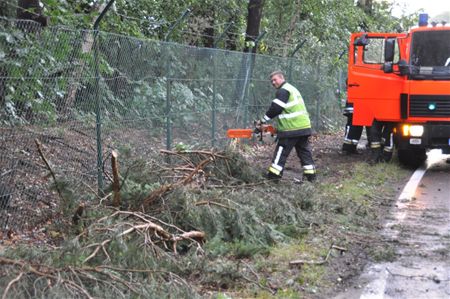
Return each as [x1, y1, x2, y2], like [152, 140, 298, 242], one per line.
[410, 30, 450, 80]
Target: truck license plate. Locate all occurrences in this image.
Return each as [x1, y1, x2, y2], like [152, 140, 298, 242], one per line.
[410, 138, 422, 145]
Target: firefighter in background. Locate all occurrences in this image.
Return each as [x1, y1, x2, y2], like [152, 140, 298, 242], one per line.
[338, 70, 372, 154]
[369, 120, 395, 163]
[342, 101, 371, 154]
[258, 70, 316, 182]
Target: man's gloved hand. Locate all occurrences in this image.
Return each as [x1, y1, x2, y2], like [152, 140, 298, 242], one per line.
[254, 119, 265, 134]
[254, 119, 266, 126]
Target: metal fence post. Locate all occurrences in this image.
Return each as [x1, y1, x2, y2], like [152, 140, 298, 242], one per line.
[93, 0, 115, 196]
[242, 51, 253, 127]
[315, 60, 321, 130]
[212, 54, 217, 147]
[166, 79, 172, 150]
[211, 22, 234, 147]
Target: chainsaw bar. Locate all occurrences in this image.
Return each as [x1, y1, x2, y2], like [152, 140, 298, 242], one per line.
[226, 129, 254, 139]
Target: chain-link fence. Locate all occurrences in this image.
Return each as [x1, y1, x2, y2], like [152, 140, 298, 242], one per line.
[0, 18, 344, 230]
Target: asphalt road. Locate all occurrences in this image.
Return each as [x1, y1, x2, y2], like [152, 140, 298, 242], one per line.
[335, 151, 450, 299]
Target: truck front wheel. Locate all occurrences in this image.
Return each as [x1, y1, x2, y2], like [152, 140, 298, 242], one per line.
[397, 149, 427, 168]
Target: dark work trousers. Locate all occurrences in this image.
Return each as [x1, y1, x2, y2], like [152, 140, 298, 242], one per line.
[268, 136, 315, 180]
[342, 113, 371, 153]
[370, 120, 394, 162]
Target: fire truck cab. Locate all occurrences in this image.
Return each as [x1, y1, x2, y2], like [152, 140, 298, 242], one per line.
[347, 14, 450, 167]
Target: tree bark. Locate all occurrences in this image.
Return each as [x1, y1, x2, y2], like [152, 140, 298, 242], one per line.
[357, 0, 373, 15]
[282, 0, 301, 57]
[199, 4, 215, 48]
[62, 4, 104, 117]
[202, 21, 214, 48]
[244, 0, 264, 53]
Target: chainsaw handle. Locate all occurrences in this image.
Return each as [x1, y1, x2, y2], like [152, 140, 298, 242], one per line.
[253, 122, 276, 139]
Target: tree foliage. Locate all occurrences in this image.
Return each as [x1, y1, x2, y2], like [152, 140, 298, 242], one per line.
[34, 0, 418, 86]
[0, 0, 418, 126]
[36, 0, 417, 56]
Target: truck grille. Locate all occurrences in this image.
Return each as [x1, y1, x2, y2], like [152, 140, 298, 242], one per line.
[409, 95, 450, 117]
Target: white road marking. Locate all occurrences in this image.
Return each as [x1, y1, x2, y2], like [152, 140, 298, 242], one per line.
[398, 149, 442, 201]
[359, 150, 443, 299]
[397, 167, 426, 201]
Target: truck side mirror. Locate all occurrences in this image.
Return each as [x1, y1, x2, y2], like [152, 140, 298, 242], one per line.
[398, 59, 410, 75]
[383, 62, 393, 73]
[384, 38, 396, 62]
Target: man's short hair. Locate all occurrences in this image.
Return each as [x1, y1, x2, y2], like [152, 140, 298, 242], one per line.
[269, 70, 285, 79]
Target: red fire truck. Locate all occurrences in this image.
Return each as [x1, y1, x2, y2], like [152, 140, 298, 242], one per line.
[347, 14, 450, 167]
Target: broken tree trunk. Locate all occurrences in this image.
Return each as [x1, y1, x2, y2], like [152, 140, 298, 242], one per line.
[111, 150, 120, 207]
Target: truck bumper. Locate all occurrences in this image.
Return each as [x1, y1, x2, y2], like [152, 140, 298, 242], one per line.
[396, 123, 450, 152]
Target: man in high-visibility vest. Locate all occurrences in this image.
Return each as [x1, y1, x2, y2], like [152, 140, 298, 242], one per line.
[258, 70, 316, 182]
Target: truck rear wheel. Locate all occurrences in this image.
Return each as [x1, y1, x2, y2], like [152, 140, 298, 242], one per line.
[397, 149, 427, 168]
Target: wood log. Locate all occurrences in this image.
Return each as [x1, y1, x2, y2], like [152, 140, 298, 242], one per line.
[111, 150, 120, 207]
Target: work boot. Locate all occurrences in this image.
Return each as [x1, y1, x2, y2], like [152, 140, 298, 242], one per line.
[304, 173, 316, 182]
[264, 172, 281, 183]
[368, 148, 381, 164]
[379, 150, 393, 162]
[342, 143, 357, 154]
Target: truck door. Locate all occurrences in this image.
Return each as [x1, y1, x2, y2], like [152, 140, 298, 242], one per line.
[347, 33, 406, 126]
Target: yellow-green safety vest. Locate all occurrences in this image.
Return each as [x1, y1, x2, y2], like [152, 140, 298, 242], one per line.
[276, 83, 311, 132]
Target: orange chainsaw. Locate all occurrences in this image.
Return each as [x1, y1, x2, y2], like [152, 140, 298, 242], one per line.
[227, 123, 276, 140]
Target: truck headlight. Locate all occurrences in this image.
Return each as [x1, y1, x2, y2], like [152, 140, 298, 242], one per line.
[410, 125, 424, 137]
[402, 124, 424, 137]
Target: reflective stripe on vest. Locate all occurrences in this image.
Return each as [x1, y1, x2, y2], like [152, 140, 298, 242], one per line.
[277, 83, 311, 132]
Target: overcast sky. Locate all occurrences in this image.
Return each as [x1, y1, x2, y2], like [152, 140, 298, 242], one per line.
[388, 0, 449, 18]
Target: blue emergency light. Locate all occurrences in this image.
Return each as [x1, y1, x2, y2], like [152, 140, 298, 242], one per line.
[428, 103, 436, 111]
[419, 13, 428, 26]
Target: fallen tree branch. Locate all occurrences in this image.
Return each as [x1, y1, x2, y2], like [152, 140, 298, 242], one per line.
[35, 138, 66, 204]
[141, 157, 213, 209]
[172, 231, 205, 242]
[289, 244, 347, 266]
[2, 272, 23, 299]
[159, 149, 227, 159]
[0, 256, 192, 298]
[0, 257, 93, 298]
[83, 239, 111, 264]
[82, 211, 205, 259]
[194, 200, 235, 210]
[171, 231, 205, 254]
